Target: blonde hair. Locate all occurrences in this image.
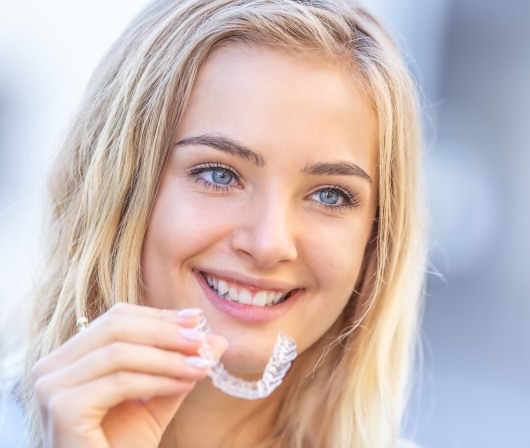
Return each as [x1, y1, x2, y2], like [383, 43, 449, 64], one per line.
[25, 1, 426, 446]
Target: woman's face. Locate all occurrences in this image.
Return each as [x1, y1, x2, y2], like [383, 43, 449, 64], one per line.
[142, 44, 378, 373]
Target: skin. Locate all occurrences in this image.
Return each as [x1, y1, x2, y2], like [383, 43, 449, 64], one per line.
[143, 44, 378, 374]
[33, 44, 378, 448]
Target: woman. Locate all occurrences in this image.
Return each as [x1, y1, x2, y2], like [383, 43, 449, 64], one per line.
[23, 0, 426, 446]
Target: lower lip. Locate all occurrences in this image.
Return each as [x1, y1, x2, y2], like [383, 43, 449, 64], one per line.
[194, 271, 301, 323]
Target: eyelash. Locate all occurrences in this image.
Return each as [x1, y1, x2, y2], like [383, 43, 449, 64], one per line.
[312, 184, 361, 212]
[187, 163, 361, 211]
[188, 162, 241, 192]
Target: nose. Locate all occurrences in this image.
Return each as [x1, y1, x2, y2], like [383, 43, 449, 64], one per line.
[230, 194, 298, 268]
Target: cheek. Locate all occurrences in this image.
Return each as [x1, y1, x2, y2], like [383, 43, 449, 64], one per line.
[307, 219, 369, 291]
[141, 187, 221, 307]
[295, 220, 370, 334]
[142, 185, 244, 296]
[147, 188, 233, 257]
[314, 246, 362, 320]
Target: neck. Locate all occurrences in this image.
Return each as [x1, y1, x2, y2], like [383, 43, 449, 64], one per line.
[161, 377, 283, 448]
[160, 322, 341, 447]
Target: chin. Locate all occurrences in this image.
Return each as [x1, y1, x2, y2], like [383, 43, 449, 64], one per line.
[216, 331, 281, 375]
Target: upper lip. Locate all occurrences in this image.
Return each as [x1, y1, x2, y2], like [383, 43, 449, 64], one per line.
[196, 268, 301, 293]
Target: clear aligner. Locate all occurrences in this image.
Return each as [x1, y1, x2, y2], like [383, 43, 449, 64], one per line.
[194, 316, 297, 400]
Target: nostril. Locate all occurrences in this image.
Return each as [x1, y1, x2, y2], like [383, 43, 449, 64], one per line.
[229, 214, 297, 266]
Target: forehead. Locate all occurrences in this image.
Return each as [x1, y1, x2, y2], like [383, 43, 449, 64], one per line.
[176, 43, 378, 181]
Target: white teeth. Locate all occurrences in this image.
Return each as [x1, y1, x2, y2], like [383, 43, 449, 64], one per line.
[217, 280, 229, 295]
[204, 273, 293, 307]
[228, 286, 238, 301]
[273, 292, 284, 303]
[238, 289, 252, 305]
[252, 291, 267, 306]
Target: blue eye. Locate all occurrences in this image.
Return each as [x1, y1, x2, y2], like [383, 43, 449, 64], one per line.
[317, 189, 340, 205]
[311, 185, 360, 211]
[189, 163, 240, 191]
[211, 169, 233, 185]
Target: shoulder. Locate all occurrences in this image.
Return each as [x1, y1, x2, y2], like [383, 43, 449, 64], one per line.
[398, 439, 425, 448]
[0, 350, 29, 448]
[0, 390, 27, 448]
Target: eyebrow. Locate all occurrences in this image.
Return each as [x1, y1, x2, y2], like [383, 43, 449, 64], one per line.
[302, 161, 372, 183]
[175, 134, 265, 167]
[175, 133, 371, 183]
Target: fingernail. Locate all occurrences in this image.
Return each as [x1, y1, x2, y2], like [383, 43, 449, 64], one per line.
[180, 328, 207, 342]
[176, 308, 203, 318]
[198, 343, 215, 360]
[185, 356, 217, 369]
[207, 335, 229, 354]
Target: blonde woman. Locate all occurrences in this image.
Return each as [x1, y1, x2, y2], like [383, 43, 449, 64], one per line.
[15, 0, 426, 446]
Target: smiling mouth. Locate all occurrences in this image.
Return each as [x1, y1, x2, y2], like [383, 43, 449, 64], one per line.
[200, 272, 297, 307]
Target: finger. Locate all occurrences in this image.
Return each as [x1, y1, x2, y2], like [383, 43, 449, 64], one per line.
[32, 314, 206, 378]
[84, 372, 195, 411]
[36, 335, 229, 440]
[141, 334, 229, 431]
[38, 341, 216, 392]
[93, 302, 203, 323]
[34, 334, 227, 406]
[203, 335, 230, 361]
[141, 394, 189, 434]
[91, 303, 204, 331]
[102, 394, 190, 447]
[44, 372, 195, 427]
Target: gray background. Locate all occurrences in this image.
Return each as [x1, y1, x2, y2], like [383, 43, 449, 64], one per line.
[1, 1, 529, 446]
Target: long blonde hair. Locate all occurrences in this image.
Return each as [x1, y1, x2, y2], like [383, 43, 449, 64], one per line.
[25, 1, 426, 446]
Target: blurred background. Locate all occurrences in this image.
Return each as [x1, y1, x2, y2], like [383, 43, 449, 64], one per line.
[0, 0, 528, 446]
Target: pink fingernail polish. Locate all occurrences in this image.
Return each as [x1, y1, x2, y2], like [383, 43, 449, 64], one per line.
[176, 308, 203, 318]
[180, 328, 207, 342]
[185, 357, 217, 369]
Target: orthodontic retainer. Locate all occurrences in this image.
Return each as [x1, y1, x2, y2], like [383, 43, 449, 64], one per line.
[194, 316, 297, 399]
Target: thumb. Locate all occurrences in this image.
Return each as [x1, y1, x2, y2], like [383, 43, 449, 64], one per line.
[141, 393, 189, 435]
[142, 334, 229, 430]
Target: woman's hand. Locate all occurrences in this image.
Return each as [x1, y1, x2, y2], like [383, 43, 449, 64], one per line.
[31, 303, 228, 448]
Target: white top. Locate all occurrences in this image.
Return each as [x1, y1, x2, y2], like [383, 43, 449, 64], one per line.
[0, 349, 27, 448]
[0, 392, 25, 448]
